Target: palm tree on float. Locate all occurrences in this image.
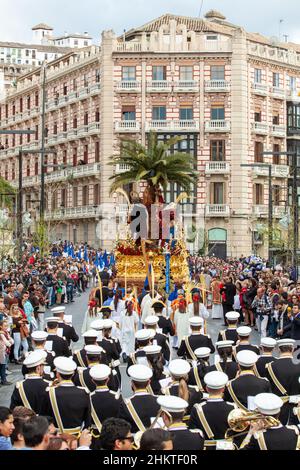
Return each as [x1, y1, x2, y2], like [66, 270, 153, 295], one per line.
[109, 132, 198, 208]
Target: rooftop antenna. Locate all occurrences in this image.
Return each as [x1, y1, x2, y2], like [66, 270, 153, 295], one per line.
[123, 29, 126, 43]
[283, 34, 289, 43]
[198, 0, 204, 17]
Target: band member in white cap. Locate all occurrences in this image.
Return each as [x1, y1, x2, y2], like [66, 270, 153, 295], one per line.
[43, 357, 91, 436]
[188, 347, 212, 392]
[205, 341, 239, 380]
[189, 371, 237, 450]
[22, 330, 55, 379]
[151, 300, 174, 337]
[265, 339, 300, 425]
[119, 365, 160, 434]
[10, 350, 49, 414]
[232, 326, 260, 360]
[254, 337, 277, 378]
[177, 317, 214, 362]
[45, 317, 70, 358]
[163, 359, 203, 418]
[73, 329, 99, 368]
[126, 329, 152, 371]
[89, 364, 123, 449]
[157, 395, 204, 451]
[240, 393, 300, 450]
[144, 315, 170, 362]
[217, 311, 240, 345]
[224, 350, 271, 410]
[143, 344, 168, 395]
[51, 306, 79, 347]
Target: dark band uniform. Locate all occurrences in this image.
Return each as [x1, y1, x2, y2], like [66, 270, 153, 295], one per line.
[73, 366, 119, 393]
[254, 356, 276, 378]
[153, 332, 170, 362]
[205, 360, 239, 381]
[188, 361, 209, 391]
[43, 380, 91, 435]
[22, 350, 55, 379]
[189, 398, 237, 450]
[178, 334, 215, 361]
[265, 357, 300, 424]
[73, 348, 89, 368]
[10, 375, 50, 414]
[157, 315, 175, 336]
[119, 390, 160, 433]
[162, 381, 203, 417]
[217, 328, 238, 345]
[224, 372, 271, 410]
[57, 321, 79, 346]
[126, 349, 148, 373]
[46, 333, 70, 357]
[233, 344, 260, 361]
[241, 425, 300, 450]
[168, 422, 204, 451]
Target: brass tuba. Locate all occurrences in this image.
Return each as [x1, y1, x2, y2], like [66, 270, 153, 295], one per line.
[227, 409, 280, 433]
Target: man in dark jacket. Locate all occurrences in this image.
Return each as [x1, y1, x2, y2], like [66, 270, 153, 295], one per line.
[220, 277, 236, 325]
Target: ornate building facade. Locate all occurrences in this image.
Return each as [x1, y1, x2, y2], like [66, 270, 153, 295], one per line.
[0, 10, 299, 257]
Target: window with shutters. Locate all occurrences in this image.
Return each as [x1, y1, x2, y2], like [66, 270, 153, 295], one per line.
[152, 106, 166, 120]
[179, 66, 193, 81]
[94, 184, 100, 205]
[95, 141, 100, 163]
[122, 106, 136, 121]
[73, 148, 77, 166]
[254, 142, 264, 163]
[179, 107, 193, 120]
[73, 187, 78, 207]
[82, 185, 89, 206]
[211, 106, 225, 120]
[83, 145, 88, 163]
[254, 68, 262, 83]
[210, 140, 225, 161]
[122, 66, 136, 81]
[211, 182, 225, 204]
[210, 65, 225, 80]
[254, 184, 264, 204]
[152, 66, 166, 81]
[273, 144, 280, 165]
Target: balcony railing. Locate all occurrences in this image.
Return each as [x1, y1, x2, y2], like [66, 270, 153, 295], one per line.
[270, 125, 286, 137]
[271, 87, 285, 99]
[205, 120, 231, 132]
[252, 83, 268, 95]
[89, 83, 101, 95]
[68, 91, 78, 103]
[77, 125, 89, 137]
[253, 205, 268, 216]
[173, 80, 198, 92]
[67, 129, 78, 140]
[146, 80, 172, 92]
[78, 87, 90, 99]
[116, 80, 141, 92]
[145, 120, 199, 132]
[205, 80, 230, 92]
[115, 121, 140, 132]
[252, 122, 268, 134]
[45, 163, 101, 183]
[45, 205, 101, 221]
[205, 162, 230, 175]
[56, 132, 68, 144]
[47, 136, 58, 146]
[115, 164, 131, 173]
[253, 205, 289, 218]
[205, 204, 230, 217]
[88, 123, 100, 134]
[252, 165, 289, 178]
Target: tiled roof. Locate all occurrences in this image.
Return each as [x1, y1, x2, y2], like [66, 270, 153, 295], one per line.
[204, 10, 226, 20]
[0, 41, 72, 53]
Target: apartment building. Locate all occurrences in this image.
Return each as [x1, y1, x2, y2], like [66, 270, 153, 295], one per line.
[0, 9, 299, 256]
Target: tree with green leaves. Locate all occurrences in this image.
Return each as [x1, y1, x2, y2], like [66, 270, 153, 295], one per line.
[109, 132, 198, 205]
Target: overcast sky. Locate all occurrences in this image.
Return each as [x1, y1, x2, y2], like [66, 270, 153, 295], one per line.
[2, 0, 300, 44]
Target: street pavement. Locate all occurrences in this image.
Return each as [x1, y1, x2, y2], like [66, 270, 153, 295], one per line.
[0, 288, 260, 407]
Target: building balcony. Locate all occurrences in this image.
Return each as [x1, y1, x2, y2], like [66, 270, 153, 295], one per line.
[205, 204, 230, 217]
[47, 136, 58, 146]
[67, 129, 78, 140]
[78, 87, 89, 99]
[77, 125, 89, 138]
[252, 122, 268, 135]
[45, 205, 101, 221]
[270, 125, 286, 138]
[56, 132, 68, 144]
[205, 120, 231, 133]
[58, 96, 69, 107]
[46, 100, 58, 112]
[173, 80, 199, 92]
[89, 83, 101, 95]
[116, 80, 141, 92]
[45, 163, 101, 184]
[271, 87, 285, 99]
[252, 83, 268, 96]
[253, 205, 268, 217]
[88, 122, 100, 135]
[204, 80, 230, 92]
[11, 175, 39, 189]
[273, 206, 289, 218]
[115, 163, 131, 173]
[252, 164, 289, 178]
[68, 91, 78, 103]
[146, 80, 172, 92]
[205, 161, 230, 175]
[115, 121, 141, 132]
[145, 120, 199, 132]
[253, 205, 289, 218]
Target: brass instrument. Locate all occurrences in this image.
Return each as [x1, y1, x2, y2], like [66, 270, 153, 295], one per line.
[226, 409, 281, 435]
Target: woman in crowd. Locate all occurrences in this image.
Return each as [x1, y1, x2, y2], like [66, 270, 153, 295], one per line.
[10, 304, 29, 364]
[0, 320, 13, 385]
[0, 407, 14, 450]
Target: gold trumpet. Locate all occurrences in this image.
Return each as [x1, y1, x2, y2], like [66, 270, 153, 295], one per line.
[226, 409, 280, 434]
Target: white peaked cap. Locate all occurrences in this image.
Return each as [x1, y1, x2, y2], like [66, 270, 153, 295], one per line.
[226, 311, 240, 321]
[168, 359, 191, 377]
[31, 331, 48, 342]
[82, 329, 98, 338]
[204, 371, 229, 389]
[102, 319, 114, 329]
[215, 340, 234, 349]
[23, 350, 47, 368]
[237, 326, 252, 337]
[90, 320, 105, 331]
[157, 395, 188, 413]
[128, 364, 153, 381]
[260, 337, 277, 348]
[189, 316, 204, 326]
[84, 345, 104, 356]
[236, 350, 258, 367]
[135, 329, 151, 341]
[254, 393, 283, 415]
[144, 315, 159, 326]
[46, 317, 59, 324]
[194, 347, 211, 358]
[54, 357, 77, 375]
[89, 364, 111, 381]
[51, 306, 66, 314]
[143, 345, 162, 355]
[277, 339, 296, 348]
